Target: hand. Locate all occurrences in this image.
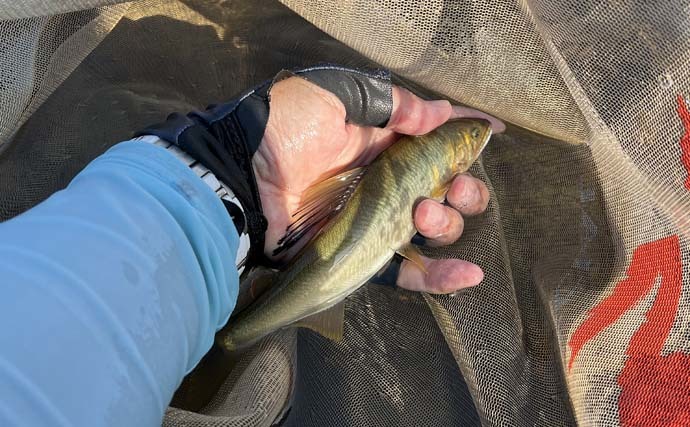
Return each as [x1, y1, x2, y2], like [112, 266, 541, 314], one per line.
[253, 76, 504, 294]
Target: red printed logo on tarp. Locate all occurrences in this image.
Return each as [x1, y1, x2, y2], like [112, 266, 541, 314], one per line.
[567, 235, 690, 425]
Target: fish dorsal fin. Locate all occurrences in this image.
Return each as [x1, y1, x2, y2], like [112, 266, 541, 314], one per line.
[396, 243, 428, 274]
[292, 301, 345, 342]
[273, 166, 366, 256]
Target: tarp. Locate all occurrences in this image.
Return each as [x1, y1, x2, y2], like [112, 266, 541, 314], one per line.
[1, 0, 689, 425]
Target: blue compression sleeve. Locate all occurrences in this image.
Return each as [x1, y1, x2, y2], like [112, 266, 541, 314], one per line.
[0, 141, 239, 426]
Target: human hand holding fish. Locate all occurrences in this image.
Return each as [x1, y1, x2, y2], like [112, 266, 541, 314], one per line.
[144, 65, 505, 352]
[134, 65, 504, 354]
[254, 76, 504, 294]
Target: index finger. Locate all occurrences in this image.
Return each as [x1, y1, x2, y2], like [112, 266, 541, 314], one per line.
[368, 86, 502, 160]
[361, 86, 454, 157]
[385, 86, 452, 135]
[386, 87, 505, 136]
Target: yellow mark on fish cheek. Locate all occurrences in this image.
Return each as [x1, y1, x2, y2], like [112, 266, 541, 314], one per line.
[440, 141, 456, 172]
[462, 135, 474, 164]
[432, 165, 440, 183]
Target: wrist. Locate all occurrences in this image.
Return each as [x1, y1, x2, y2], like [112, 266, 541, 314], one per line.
[136, 96, 270, 268]
[135, 135, 252, 272]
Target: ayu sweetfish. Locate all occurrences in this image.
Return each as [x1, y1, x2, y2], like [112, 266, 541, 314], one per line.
[219, 118, 493, 352]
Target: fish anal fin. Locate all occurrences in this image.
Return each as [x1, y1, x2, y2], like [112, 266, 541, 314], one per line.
[397, 243, 428, 274]
[292, 301, 345, 342]
[273, 166, 367, 256]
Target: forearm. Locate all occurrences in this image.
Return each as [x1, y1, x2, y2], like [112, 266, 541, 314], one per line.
[0, 141, 239, 426]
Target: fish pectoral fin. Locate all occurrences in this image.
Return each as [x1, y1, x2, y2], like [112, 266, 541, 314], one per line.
[292, 301, 345, 342]
[396, 243, 428, 274]
[273, 166, 367, 257]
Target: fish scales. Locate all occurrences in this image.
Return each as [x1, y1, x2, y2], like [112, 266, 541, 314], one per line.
[221, 118, 492, 351]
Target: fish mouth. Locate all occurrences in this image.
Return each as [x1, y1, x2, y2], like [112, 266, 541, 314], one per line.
[478, 120, 493, 153]
[457, 117, 493, 155]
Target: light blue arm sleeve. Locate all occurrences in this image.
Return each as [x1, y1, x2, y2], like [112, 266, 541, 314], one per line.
[0, 141, 239, 426]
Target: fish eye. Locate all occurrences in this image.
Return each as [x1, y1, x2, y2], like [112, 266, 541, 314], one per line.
[471, 128, 480, 138]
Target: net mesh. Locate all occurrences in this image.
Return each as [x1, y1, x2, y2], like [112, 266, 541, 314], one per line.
[1, 0, 689, 425]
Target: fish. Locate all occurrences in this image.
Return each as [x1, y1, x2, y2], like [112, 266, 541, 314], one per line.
[219, 118, 493, 352]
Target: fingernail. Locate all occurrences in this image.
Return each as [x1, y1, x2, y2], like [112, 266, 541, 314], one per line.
[449, 105, 506, 133]
[429, 99, 450, 113]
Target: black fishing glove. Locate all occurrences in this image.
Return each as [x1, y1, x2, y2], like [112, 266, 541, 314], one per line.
[136, 65, 394, 268]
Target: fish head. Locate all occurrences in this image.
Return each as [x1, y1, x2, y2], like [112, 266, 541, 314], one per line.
[441, 118, 493, 173]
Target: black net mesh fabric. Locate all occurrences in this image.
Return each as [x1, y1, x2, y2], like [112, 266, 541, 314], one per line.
[1, 0, 689, 425]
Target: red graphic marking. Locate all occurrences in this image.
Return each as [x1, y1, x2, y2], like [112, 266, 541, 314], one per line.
[567, 235, 689, 425]
[677, 95, 690, 191]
